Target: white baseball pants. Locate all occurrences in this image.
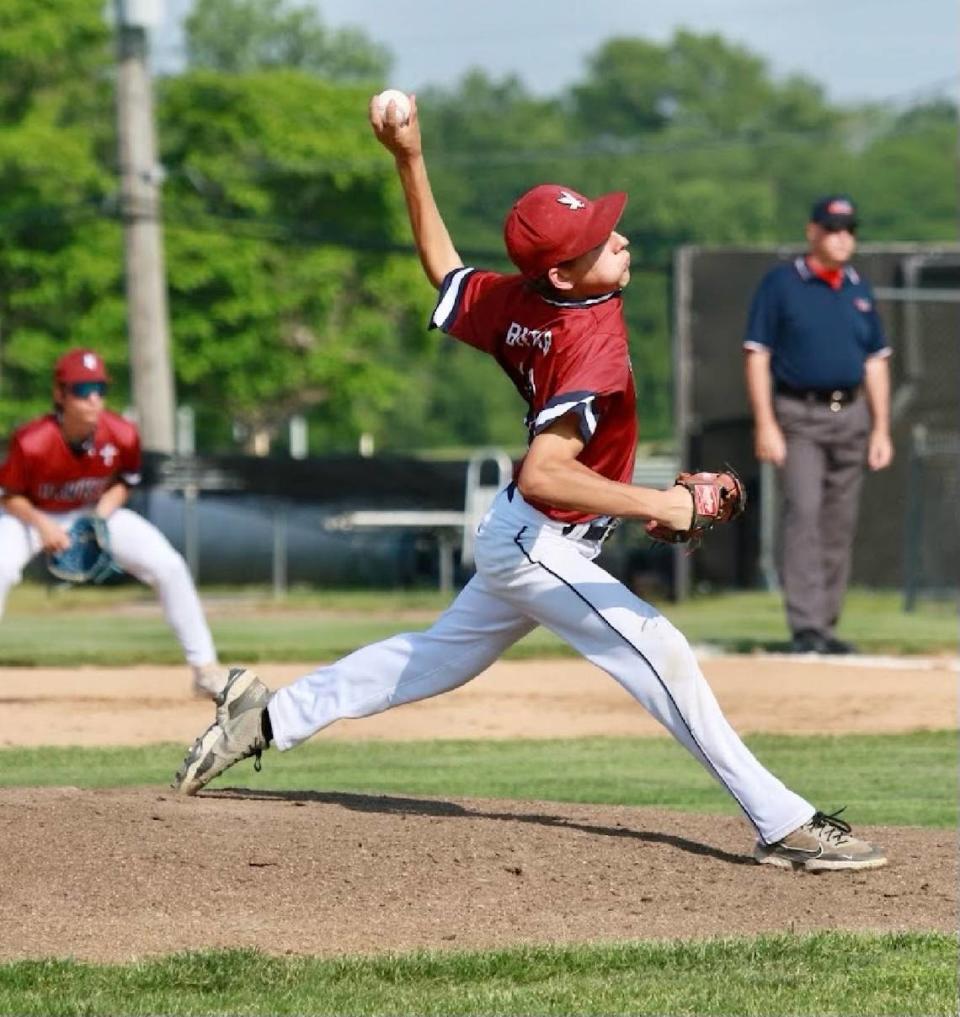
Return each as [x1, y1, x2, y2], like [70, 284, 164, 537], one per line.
[0, 507, 217, 669]
[269, 487, 814, 845]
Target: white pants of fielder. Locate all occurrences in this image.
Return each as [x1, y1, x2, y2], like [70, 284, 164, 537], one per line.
[0, 506, 218, 679]
[270, 487, 815, 846]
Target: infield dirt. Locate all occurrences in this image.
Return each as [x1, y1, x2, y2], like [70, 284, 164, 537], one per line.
[1, 654, 956, 961]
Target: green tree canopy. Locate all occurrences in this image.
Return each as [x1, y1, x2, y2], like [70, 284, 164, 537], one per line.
[0, 0, 124, 435]
[184, 0, 391, 81]
[0, 4, 955, 455]
[158, 70, 435, 453]
[853, 100, 959, 241]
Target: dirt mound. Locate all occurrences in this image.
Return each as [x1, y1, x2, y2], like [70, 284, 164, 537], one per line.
[2, 787, 953, 962]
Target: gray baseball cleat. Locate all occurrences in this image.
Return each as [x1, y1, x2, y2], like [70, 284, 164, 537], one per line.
[173, 667, 271, 796]
[754, 809, 887, 871]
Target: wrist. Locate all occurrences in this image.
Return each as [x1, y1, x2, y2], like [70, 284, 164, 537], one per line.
[394, 150, 424, 171]
[666, 484, 694, 525]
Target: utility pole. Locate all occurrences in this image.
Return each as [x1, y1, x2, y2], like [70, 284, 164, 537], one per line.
[114, 0, 176, 453]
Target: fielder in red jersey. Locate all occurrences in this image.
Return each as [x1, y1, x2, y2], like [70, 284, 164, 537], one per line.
[0, 348, 224, 700]
[170, 94, 888, 876]
[0, 408, 141, 514]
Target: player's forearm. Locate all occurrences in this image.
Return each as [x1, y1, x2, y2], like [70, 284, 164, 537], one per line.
[517, 456, 684, 522]
[863, 355, 891, 435]
[95, 483, 129, 518]
[744, 349, 777, 426]
[0, 494, 47, 529]
[394, 153, 463, 287]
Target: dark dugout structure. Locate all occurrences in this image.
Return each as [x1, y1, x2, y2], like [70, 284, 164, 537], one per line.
[673, 243, 960, 605]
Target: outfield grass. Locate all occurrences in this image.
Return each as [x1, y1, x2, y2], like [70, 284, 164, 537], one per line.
[0, 933, 954, 1016]
[1, 585, 956, 664]
[1, 731, 954, 828]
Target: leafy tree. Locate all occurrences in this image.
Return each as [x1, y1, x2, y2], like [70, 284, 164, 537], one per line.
[1, 5, 954, 458]
[184, 0, 390, 81]
[852, 100, 959, 241]
[571, 31, 837, 139]
[0, 0, 108, 119]
[157, 70, 434, 453]
[0, 0, 125, 435]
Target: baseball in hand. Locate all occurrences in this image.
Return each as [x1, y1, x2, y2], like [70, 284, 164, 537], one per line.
[374, 88, 411, 125]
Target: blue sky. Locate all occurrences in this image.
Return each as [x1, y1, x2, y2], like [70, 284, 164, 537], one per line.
[155, 0, 958, 107]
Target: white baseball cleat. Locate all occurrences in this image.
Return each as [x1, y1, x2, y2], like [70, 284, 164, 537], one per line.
[173, 667, 271, 795]
[755, 809, 887, 871]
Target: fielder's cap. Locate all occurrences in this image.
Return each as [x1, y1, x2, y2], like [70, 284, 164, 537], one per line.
[54, 348, 110, 385]
[810, 194, 859, 230]
[504, 184, 627, 278]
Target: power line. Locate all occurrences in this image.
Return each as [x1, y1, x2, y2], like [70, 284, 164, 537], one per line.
[140, 100, 955, 183]
[0, 195, 676, 272]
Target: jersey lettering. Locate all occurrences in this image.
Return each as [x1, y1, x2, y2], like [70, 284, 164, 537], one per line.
[505, 321, 552, 354]
[38, 476, 112, 504]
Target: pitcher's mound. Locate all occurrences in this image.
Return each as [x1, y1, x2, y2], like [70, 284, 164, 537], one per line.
[2, 787, 953, 962]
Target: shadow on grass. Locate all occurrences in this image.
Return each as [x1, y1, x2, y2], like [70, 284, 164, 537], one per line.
[210, 787, 756, 867]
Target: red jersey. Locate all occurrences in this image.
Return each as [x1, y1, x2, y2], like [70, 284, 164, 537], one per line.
[431, 268, 637, 523]
[0, 410, 141, 512]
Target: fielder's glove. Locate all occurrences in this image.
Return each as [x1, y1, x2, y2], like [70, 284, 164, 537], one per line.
[646, 467, 747, 547]
[46, 515, 120, 584]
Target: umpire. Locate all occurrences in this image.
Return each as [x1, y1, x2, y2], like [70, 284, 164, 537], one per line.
[743, 194, 894, 654]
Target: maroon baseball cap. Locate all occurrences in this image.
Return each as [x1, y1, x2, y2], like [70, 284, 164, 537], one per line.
[503, 184, 627, 278]
[54, 348, 110, 385]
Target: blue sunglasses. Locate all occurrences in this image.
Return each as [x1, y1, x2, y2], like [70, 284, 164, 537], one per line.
[69, 381, 108, 399]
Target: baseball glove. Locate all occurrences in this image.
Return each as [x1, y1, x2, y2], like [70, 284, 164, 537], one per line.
[646, 467, 747, 547]
[46, 515, 120, 584]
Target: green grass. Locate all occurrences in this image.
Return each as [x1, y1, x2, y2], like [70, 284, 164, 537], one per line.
[673, 588, 959, 655]
[0, 933, 954, 1015]
[2, 730, 954, 827]
[1, 585, 956, 664]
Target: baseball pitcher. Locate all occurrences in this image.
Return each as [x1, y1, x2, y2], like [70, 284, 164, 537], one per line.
[171, 96, 886, 872]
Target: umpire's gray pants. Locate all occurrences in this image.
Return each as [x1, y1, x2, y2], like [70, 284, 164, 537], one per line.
[775, 394, 870, 637]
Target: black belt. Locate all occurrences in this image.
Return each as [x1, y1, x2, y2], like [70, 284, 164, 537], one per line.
[508, 481, 616, 542]
[775, 380, 859, 409]
[562, 518, 618, 543]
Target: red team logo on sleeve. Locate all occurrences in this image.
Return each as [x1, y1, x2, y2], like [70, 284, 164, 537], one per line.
[0, 411, 141, 512]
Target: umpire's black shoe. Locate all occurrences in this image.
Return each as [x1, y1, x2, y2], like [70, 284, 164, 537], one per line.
[822, 635, 858, 655]
[789, 629, 827, 654]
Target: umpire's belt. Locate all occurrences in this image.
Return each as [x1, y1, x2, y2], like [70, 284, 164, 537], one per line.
[561, 516, 619, 543]
[775, 380, 860, 411]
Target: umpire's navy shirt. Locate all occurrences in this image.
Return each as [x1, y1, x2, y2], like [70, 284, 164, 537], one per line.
[744, 257, 891, 390]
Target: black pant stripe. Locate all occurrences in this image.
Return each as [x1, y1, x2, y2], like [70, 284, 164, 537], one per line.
[513, 526, 759, 834]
